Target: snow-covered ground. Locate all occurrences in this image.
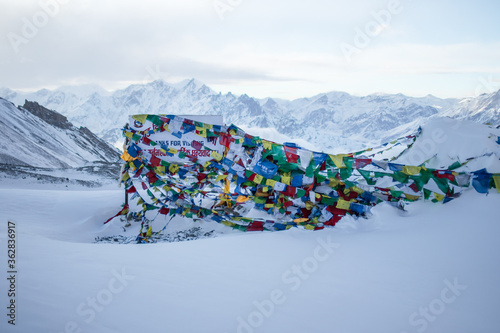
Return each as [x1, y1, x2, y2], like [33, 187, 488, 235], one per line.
[0, 183, 499, 333]
[1, 117, 499, 333]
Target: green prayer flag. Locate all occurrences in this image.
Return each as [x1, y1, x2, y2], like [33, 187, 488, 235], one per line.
[358, 169, 376, 185]
[448, 161, 462, 170]
[296, 189, 306, 198]
[392, 172, 409, 184]
[340, 168, 352, 180]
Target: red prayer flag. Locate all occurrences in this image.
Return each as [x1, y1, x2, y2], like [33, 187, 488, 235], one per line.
[150, 155, 161, 167]
[284, 146, 299, 164]
[355, 158, 372, 169]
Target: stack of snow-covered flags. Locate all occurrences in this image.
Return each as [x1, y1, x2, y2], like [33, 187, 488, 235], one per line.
[114, 114, 500, 240]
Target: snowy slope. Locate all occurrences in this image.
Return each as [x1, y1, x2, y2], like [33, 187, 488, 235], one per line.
[0, 187, 498, 333]
[395, 118, 500, 172]
[5, 80, 497, 154]
[0, 104, 499, 333]
[0, 98, 120, 168]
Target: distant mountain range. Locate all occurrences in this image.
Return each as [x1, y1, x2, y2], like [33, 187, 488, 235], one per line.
[1, 79, 499, 152]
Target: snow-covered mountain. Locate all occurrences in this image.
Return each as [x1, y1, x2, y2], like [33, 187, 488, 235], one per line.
[1, 80, 498, 153]
[441, 89, 500, 124]
[1, 115, 499, 333]
[0, 98, 120, 168]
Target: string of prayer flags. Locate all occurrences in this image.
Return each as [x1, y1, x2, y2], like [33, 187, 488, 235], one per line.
[108, 114, 500, 241]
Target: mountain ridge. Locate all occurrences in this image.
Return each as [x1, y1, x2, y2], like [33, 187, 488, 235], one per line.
[0, 98, 120, 169]
[1, 79, 498, 153]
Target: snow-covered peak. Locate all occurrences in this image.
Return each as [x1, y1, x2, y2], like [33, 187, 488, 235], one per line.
[441, 89, 500, 124]
[0, 98, 119, 168]
[0, 80, 498, 155]
[55, 83, 109, 97]
[170, 78, 211, 92]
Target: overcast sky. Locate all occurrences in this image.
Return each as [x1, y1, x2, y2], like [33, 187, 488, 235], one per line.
[1, 0, 499, 99]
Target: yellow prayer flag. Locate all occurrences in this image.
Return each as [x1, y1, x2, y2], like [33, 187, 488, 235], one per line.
[121, 172, 130, 182]
[351, 186, 364, 194]
[196, 127, 207, 137]
[222, 221, 235, 227]
[329, 154, 346, 168]
[434, 193, 444, 201]
[215, 174, 228, 183]
[402, 165, 421, 175]
[146, 226, 153, 237]
[328, 177, 340, 187]
[262, 140, 273, 150]
[304, 224, 316, 230]
[155, 166, 166, 175]
[211, 151, 223, 161]
[336, 199, 351, 210]
[404, 193, 420, 201]
[132, 114, 148, 125]
[169, 164, 179, 174]
[281, 175, 291, 185]
[493, 175, 500, 193]
[266, 179, 276, 187]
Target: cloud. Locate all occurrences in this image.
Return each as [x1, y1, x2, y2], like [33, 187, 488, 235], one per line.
[0, 0, 499, 99]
